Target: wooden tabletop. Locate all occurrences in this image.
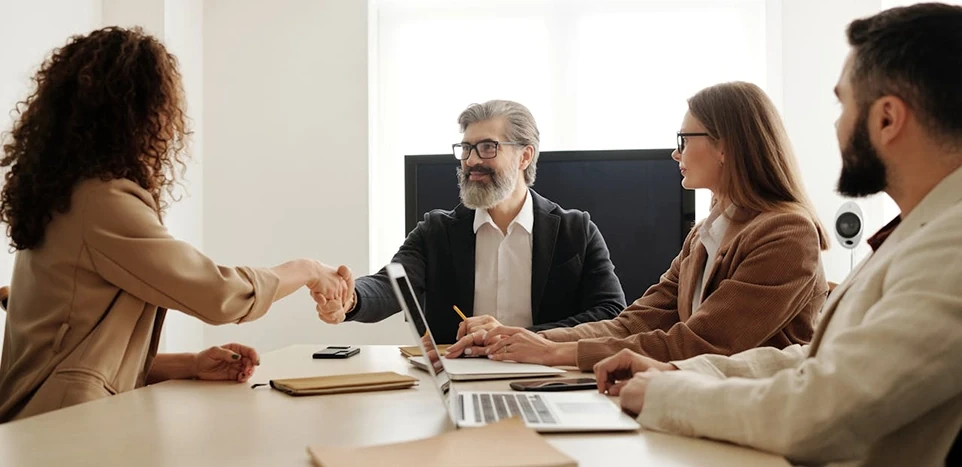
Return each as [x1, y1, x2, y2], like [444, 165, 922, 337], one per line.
[0, 345, 789, 466]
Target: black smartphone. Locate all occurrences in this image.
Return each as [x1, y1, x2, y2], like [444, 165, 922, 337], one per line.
[509, 377, 597, 392]
[312, 346, 360, 359]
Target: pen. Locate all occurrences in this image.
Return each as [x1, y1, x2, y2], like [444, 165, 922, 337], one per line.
[453, 305, 468, 321]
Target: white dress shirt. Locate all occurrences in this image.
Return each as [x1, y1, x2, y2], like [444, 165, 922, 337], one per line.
[691, 205, 732, 313]
[472, 191, 534, 328]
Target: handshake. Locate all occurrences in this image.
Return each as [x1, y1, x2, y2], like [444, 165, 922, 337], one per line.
[306, 262, 356, 324]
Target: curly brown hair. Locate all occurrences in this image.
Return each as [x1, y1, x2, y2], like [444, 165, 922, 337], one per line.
[0, 26, 190, 250]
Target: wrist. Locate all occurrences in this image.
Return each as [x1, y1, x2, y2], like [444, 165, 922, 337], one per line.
[346, 290, 358, 313]
[186, 352, 201, 379]
[302, 259, 325, 286]
[549, 342, 578, 367]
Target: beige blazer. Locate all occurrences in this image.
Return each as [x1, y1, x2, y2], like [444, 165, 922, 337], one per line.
[541, 207, 827, 370]
[0, 179, 280, 423]
[638, 166, 962, 467]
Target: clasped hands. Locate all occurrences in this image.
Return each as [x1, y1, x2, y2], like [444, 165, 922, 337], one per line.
[445, 323, 576, 367]
[307, 262, 356, 324]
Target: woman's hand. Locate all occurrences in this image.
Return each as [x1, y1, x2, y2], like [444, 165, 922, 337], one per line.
[193, 343, 261, 383]
[483, 326, 578, 367]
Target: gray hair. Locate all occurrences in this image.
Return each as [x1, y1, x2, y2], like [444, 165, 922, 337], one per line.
[457, 100, 541, 185]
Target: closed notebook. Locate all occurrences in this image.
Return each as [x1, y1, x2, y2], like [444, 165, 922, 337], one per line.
[268, 371, 418, 396]
[399, 345, 450, 358]
[307, 417, 577, 467]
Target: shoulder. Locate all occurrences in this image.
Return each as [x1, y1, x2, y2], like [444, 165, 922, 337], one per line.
[737, 205, 820, 247]
[746, 205, 816, 232]
[412, 203, 473, 234]
[73, 178, 161, 235]
[531, 190, 588, 224]
[74, 178, 157, 211]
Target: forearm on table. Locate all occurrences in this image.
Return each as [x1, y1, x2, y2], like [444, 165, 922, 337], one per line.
[146, 353, 196, 384]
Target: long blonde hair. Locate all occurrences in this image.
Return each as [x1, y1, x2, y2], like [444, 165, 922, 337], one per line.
[688, 81, 829, 250]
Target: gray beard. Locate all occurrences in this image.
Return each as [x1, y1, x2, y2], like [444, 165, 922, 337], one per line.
[457, 167, 517, 210]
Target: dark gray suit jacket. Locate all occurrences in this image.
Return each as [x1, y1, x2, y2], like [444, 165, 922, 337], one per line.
[347, 190, 626, 344]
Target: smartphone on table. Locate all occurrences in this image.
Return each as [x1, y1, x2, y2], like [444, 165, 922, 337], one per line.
[509, 377, 597, 392]
[312, 346, 360, 359]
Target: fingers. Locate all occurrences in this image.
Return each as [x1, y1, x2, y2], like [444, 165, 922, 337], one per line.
[484, 334, 512, 355]
[317, 302, 346, 324]
[456, 321, 467, 340]
[607, 380, 629, 396]
[221, 343, 260, 366]
[485, 325, 522, 341]
[594, 349, 635, 394]
[487, 343, 521, 362]
[205, 345, 242, 362]
[313, 292, 328, 306]
[446, 331, 486, 358]
[337, 265, 353, 285]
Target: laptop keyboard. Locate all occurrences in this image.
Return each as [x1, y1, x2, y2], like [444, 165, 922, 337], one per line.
[464, 393, 558, 425]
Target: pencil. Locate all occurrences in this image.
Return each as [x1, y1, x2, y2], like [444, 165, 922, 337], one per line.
[452, 305, 468, 321]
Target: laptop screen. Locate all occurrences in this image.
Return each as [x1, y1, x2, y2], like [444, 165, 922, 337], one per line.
[387, 264, 452, 405]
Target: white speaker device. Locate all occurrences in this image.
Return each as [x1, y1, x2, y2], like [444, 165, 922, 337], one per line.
[834, 201, 864, 271]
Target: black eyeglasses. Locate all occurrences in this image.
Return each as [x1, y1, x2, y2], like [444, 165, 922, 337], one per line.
[452, 140, 525, 160]
[676, 132, 711, 154]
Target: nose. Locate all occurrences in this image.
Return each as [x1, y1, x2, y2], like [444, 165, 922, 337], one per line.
[464, 148, 483, 167]
[671, 149, 681, 162]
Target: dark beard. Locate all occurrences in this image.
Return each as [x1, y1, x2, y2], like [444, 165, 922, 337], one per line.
[837, 112, 888, 197]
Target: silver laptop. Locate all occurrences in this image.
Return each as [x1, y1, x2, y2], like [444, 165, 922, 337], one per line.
[386, 262, 640, 433]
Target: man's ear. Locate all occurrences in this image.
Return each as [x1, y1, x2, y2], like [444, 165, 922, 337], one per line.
[519, 145, 534, 171]
[873, 96, 908, 146]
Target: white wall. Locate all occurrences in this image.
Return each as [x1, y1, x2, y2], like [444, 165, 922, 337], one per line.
[0, 0, 104, 352]
[202, 0, 408, 353]
[772, 0, 889, 283]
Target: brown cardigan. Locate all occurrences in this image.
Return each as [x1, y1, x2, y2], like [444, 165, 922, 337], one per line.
[541, 207, 827, 370]
[0, 179, 279, 423]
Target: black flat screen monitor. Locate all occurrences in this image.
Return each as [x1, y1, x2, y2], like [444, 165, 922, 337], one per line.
[405, 149, 696, 302]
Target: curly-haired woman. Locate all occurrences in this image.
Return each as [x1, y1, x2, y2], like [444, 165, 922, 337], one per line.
[0, 27, 348, 422]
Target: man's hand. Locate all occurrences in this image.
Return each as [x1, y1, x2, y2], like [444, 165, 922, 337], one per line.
[593, 349, 676, 395]
[619, 369, 661, 416]
[456, 315, 503, 340]
[192, 343, 260, 383]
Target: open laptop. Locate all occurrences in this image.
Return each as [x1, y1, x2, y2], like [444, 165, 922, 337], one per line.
[393, 268, 565, 381]
[386, 262, 640, 433]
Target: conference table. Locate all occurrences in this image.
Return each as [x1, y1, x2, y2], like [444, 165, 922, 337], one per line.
[0, 345, 790, 466]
